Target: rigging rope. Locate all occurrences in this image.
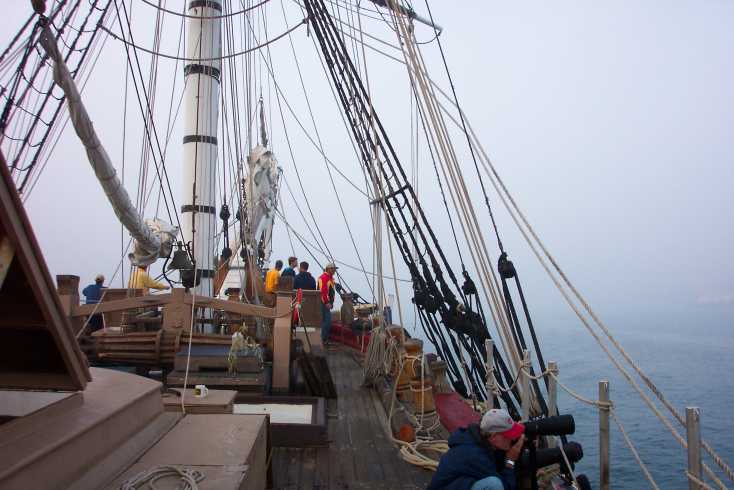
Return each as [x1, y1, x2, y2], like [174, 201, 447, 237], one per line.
[99, 18, 307, 61]
[110, 0, 186, 242]
[436, 94, 734, 484]
[420, 0, 503, 254]
[383, 0, 521, 403]
[138, 0, 271, 19]
[304, 0, 503, 405]
[277, 0, 375, 299]
[274, 203, 411, 283]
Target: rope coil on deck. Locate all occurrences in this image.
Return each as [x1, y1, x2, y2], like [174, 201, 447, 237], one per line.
[121, 465, 205, 489]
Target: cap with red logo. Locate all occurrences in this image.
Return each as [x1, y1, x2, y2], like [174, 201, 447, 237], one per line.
[480, 408, 525, 439]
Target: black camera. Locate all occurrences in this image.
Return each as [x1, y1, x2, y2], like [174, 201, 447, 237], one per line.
[516, 415, 586, 489]
[523, 414, 575, 438]
[518, 441, 583, 472]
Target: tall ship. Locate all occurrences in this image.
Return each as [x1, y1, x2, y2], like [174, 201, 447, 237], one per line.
[0, 1, 731, 489]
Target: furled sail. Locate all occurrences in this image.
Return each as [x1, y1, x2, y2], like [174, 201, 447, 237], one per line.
[217, 145, 280, 298]
[246, 144, 281, 263]
[38, 26, 176, 266]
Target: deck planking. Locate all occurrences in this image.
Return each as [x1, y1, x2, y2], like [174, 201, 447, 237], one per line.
[271, 347, 433, 489]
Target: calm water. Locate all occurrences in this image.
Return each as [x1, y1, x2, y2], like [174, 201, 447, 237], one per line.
[413, 306, 734, 489]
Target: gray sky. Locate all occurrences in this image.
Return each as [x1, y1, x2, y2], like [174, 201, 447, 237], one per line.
[2, 1, 732, 328]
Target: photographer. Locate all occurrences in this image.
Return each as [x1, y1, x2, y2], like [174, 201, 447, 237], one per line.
[427, 408, 525, 490]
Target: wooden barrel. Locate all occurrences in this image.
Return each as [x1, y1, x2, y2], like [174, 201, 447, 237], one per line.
[429, 359, 452, 394]
[404, 339, 423, 356]
[397, 339, 423, 401]
[410, 378, 436, 414]
[387, 326, 404, 346]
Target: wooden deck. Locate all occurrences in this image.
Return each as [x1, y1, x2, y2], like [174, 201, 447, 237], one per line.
[271, 347, 434, 489]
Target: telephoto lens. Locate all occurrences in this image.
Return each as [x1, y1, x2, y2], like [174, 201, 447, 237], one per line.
[522, 414, 575, 438]
[518, 441, 584, 472]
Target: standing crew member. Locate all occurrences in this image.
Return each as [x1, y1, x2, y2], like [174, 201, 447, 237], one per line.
[265, 260, 283, 293]
[128, 265, 169, 295]
[428, 408, 525, 490]
[294, 261, 316, 290]
[82, 274, 106, 331]
[281, 256, 297, 278]
[83, 274, 106, 304]
[317, 263, 337, 345]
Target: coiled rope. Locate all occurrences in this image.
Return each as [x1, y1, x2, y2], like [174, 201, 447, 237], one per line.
[386, 348, 448, 470]
[121, 465, 204, 489]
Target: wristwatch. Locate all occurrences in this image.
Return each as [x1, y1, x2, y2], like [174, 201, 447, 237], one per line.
[505, 459, 515, 469]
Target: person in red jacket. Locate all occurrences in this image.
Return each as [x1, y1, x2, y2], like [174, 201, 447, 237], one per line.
[317, 263, 337, 345]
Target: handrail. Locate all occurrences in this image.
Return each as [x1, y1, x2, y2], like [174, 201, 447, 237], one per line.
[71, 289, 291, 319]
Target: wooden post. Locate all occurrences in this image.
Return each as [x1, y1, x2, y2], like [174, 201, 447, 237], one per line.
[485, 339, 495, 409]
[686, 407, 702, 490]
[520, 350, 530, 420]
[56, 275, 83, 334]
[599, 380, 610, 490]
[271, 292, 292, 393]
[56, 275, 80, 314]
[162, 287, 192, 331]
[547, 361, 558, 416]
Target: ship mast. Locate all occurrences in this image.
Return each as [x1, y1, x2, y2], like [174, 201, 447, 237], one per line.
[181, 0, 222, 295]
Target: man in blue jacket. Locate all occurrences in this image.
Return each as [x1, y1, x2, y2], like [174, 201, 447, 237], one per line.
[82, 274, 106, 331]
[293, 261, 316, 290]
[427, 408, 525, 490]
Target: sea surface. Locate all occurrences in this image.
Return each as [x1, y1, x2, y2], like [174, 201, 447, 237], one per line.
[412, 306, 734, 489]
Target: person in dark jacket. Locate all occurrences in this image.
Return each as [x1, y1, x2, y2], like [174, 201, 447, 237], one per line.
[82, 274, 106, 331]
[82, 274, 106, 304]
[427, 408, 525, 490]
[293, 261, 316, 290]
[281, 256, 297, 278]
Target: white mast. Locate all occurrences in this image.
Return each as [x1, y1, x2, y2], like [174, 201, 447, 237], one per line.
[181, 0, 222, 295]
